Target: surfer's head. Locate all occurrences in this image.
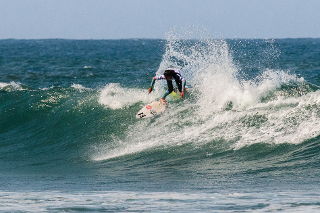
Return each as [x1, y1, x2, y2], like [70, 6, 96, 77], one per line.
[164, 69, 175, 80]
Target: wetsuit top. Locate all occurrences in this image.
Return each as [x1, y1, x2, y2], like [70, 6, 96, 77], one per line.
[150, 68, 186, 99]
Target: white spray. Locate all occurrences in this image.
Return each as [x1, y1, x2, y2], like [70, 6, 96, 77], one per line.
[94, 28, 320, 160]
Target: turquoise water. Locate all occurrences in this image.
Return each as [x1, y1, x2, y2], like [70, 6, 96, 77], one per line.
[1, 36, 320, 212]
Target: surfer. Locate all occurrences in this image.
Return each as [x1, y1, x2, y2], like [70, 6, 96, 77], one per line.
[148, 68, 186, 105]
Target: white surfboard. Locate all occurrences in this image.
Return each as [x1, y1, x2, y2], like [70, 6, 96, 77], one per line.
[136, 100, 166, 118]
[136, 88, 190, 119]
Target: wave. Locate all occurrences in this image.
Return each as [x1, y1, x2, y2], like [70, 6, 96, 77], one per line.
[93, 31, 320, 161]
[98, 83, 152, 110]
[0, 81, 34, 92]
[1, 35, 320, 171]
[2, 79, 318, 167]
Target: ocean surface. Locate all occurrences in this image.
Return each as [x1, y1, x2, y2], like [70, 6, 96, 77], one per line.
[1, 34, 320, 212]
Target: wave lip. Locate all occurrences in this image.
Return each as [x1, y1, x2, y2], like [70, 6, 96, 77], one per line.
[0, 81, 33, 92]
[98, 83, 154, 109]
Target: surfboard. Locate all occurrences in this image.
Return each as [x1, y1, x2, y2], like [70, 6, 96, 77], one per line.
[136, 100, 166, 118]
[136, 88, 190, 119]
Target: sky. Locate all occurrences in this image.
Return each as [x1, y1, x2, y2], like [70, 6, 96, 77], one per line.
[1, 0, 320, 39]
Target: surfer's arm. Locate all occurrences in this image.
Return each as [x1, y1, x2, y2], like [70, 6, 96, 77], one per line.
[160, 80, 173, 99]
[181, 78, 186, 91]
[160, 90, 170, 99]
[159, 81, 170, 105]
[181, 78, 186, 98]
[149, 75, 165, 93]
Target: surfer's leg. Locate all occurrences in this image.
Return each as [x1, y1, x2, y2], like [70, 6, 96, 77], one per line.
[167, 80, 174, 93]
[175, 79, 182, 92]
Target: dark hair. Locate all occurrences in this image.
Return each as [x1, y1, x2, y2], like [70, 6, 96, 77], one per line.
[164, 69, 175, 77]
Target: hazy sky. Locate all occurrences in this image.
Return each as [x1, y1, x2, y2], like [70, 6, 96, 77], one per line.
[1, 0, 320, 39]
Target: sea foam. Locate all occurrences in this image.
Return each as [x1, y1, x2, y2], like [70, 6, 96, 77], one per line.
[93, 29, 320, 161]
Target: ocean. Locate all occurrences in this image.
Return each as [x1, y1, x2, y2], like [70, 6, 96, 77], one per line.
[1, 35, 320, 212]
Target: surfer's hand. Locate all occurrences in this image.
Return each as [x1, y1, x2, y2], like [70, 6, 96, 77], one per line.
[148, 87, 152, 94]
[181, 91, 185, 98]
[160, 97, 166, 105]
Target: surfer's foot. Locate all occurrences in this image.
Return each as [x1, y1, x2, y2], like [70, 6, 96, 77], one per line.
[160, 97, 166, 105]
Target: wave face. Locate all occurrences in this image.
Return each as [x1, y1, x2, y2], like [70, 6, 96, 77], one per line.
[1, 36, 320, 211]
